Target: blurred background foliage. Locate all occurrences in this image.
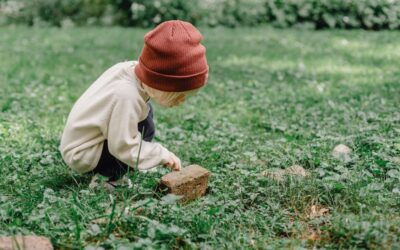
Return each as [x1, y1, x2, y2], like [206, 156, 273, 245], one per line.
[1, 0, 400, 29]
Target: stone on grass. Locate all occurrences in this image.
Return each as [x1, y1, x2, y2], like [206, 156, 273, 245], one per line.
[392, 157, 400, 164]
[262, 165, 309, 181]
[332, 144, 352, 160]
[0, 236, 53, 250]
[160, 165, 210, 204]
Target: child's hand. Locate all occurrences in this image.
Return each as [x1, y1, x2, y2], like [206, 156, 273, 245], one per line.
[164, 152, 182, 171]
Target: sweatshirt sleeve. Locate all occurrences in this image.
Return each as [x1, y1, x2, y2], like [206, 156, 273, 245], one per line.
[106, 95, 170, 170]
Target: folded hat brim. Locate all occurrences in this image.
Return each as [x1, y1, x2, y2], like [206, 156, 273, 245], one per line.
[134, 60, 208, 92]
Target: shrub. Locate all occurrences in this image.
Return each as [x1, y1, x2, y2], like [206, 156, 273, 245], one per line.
[114, 0, 266, 28]
[198, 0, 266, 27]
[0, 0, 266, 28]
[265, 0, 400, 30]
[123, 0, 200, 27]
[2, 0, 400, 29]
[0, 0, 114, 27]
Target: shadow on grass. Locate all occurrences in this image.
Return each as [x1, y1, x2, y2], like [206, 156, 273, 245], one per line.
[40, 171, 93, 191]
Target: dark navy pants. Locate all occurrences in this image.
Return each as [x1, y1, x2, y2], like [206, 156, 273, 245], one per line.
[92, 104, 155, 181]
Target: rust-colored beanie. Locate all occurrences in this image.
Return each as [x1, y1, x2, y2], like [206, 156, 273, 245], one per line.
[135, 20, 208, 92]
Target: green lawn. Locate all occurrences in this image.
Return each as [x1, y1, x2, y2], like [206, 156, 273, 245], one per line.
[0, 26, 399, 249]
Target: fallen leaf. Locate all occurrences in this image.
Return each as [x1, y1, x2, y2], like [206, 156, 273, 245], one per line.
[307, 229, 319, 241]
[308, 205, 329, 219]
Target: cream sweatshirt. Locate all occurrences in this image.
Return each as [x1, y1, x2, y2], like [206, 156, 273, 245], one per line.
[59, 61, 170, 174]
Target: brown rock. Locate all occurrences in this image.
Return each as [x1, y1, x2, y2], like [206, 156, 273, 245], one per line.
[0, 236, 53, 250]
[160, 165, 210, 203]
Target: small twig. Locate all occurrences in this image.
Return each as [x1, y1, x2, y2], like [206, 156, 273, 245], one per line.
[135, 126, 145, 171]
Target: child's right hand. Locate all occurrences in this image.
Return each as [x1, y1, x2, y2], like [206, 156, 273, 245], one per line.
[164, 152, 182, 171]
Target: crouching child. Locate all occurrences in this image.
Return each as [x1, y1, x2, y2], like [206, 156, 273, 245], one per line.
[59, 20, 209, 188]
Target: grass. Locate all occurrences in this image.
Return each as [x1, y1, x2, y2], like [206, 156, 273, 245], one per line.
[0, 25, 399, 249]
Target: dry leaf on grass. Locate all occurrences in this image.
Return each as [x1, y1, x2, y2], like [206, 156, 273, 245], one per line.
[308, 205, 329, 219]
[301, 205, 330, 243]
[306, 229, 319, 241]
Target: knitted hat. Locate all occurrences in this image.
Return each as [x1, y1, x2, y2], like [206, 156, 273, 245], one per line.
[135, 20, 208, 92]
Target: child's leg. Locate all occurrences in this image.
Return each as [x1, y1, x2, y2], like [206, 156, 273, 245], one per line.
[93, 140, 129, 181]
[91, 104, 155, 181]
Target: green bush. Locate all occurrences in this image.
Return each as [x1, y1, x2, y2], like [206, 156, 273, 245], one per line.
[117, 0, 200, 27]
[0, 0, 266, 27]
[0, 0, 113, 26]
[0, 0, 203, 27]
[265, 0, 400, 30]
[2, 0, 400, 29]
[197, 0, 266, 27]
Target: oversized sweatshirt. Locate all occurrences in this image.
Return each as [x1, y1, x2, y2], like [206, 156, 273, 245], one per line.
[59, 61, 170, 174]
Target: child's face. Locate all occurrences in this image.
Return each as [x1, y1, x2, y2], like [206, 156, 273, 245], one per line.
[153, 89, 198, 107]
[142, 74, 207, 108]
[155, 92, 186, 107]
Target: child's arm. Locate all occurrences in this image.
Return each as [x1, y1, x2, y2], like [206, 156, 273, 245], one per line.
[106, 95, 171, 170]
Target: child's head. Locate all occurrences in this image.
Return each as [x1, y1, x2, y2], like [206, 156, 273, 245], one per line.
[134, 20, 208, 107]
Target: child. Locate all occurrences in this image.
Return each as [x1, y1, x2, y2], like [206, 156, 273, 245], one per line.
[59, 20, 208, 186]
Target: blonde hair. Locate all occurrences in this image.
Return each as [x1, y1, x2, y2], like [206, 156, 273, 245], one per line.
[142, 83, 199, 107]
